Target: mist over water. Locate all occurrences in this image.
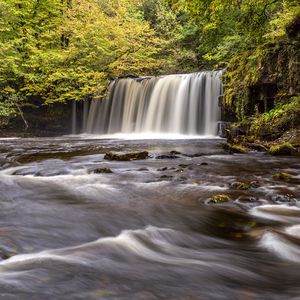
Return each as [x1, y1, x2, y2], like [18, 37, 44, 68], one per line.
[84, 71, 223, 136]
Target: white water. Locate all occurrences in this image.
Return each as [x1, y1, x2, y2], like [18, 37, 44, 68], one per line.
[83, 71, 223, 136]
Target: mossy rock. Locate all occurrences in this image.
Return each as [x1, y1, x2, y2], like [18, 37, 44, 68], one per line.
[269, 142, 297, 156]
[230, 182, 250, 190]
[272, 172, 293, 181]
[104, 151, 149, 161]
[245, 142, 268, 152]
[210, 194, 231, 204]
[237, 182, 250, 190]
[223, 143, 248, 154]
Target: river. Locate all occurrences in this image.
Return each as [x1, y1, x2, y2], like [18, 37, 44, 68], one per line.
[0, 136, 299, 299]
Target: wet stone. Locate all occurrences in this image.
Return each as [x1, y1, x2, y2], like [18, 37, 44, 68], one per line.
[157, 167, 168, 171]
[170, 150, 182, 155]
[178, 164, 189, 168]
[183, 153, 205, 157]
[271, 194, 296, 203]
[104, 151, 149, 161]
[137, 167, 149, 172]
[160, 175, 173, 180]
[155, 154, 180, 159]
[236, 195, 257, 203]
[93, 168, 113, 174]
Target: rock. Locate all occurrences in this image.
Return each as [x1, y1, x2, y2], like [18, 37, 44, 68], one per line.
[157, 167, 168, 171]
[178, 164, 189, 168]
[209, 194, 231, 204]
[223, 143, 248, 154]
[271, 194, 296, 203]
[230, 182, 248, 190]
[137, 167, 149, 171]
[269, 142, 297, 156]
[170, 150, 182, 155]
[104, 151, 149, 161]
[277, 129, 300, 146]
[230, 182, 250, 190]
[155, 154, 179, 159]
[236, 195, 257, 202]
[183, 153, 205, 157]
[250, 180, 260, 188]
[160, 175, 173, 180]
[93, 168, 113, 174]
[272, 172, 293, 181]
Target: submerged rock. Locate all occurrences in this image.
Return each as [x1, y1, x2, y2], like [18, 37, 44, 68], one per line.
[157, 167, 169, 171]
[271, 194, 296, 203]
[137, 167, 149, 172]
[104, 151, 149, 161]
[160, 175, 173, 180]
[178, 164, 189, 168]
[170, 150, 182, 155]
[272, 172, 293, 181]
[235, 195, 257, 203]
[155, 154, 180, 159]
[93, 168, 113, 174]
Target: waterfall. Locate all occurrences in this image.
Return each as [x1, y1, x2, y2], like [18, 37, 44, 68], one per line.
[83, 71, 223, 136]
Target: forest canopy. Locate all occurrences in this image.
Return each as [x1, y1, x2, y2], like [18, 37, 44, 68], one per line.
[0, 0, 299, 124]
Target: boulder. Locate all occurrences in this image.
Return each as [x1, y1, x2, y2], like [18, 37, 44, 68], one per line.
[269, 142, 297, 156]
[104, 151, 149, 161]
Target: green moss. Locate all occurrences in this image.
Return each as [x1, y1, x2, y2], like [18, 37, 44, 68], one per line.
[210, 194, 231, 203]
[269, 142, 296, 156]
[272, 172, 293, 181]
[237, 183, 250, 190]
[224, 143, 248, 154]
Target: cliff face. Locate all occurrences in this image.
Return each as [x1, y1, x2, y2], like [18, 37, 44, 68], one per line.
[224, 15, 300, 140]
[0, 101, 74, 137]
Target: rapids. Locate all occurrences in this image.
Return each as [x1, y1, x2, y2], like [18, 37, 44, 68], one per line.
[0, 136, 299, 299]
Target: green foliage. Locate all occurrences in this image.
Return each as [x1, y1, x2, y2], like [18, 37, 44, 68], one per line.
[0, 0, 168, 119]
[0, 0, 299, 129]
[250, 97, 300, 135]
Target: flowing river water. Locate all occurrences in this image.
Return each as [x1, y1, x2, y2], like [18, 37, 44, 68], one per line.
[0, 136, 299, 299]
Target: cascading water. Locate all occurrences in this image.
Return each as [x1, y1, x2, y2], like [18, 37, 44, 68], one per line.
[83, 71, 223, 136]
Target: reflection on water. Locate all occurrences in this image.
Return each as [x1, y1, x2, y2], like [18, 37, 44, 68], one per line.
[0, 137, 299, 299]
